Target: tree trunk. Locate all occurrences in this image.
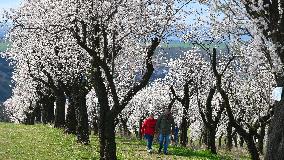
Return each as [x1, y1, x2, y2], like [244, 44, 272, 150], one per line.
[240, 136, 244, 148]
[207, 128, 217, 154]
[220, 88, 260, 160]
[42, 96, 55, 124]
[246, 135, 260, 160]
[180, 116, 188, 147]
[41, 98, 49, 124]
[92, 106, 99, 135]
[46, 96, 55, 123]
[241, 2, 284, 159]
[218, 133, 223, 148]
[54, 88, 66, 128]
[120, 117, 131, 136]
[226, 122, 233, 151]
[65, 95, 77, 134]
[24, 111, 35, 125]
[202, 128, 208, 145]
[93, 66, 116, 159]
[258, 124, 265, 155]
[34, 104, 42, 123]
[74, 88, 89, 144]
[93, 117, 99, 135]
[266, 98, 284, 160]
[99, 117, 117, 160]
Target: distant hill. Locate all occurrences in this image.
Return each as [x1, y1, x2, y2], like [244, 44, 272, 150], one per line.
[0, 41, 13, 103]
[0, 26, 9, 39]
[0, 29, 5, 39]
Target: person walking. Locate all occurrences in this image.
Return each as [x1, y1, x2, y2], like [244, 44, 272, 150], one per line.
[141, 113, 157, 153]
[156, 109, 175, 155]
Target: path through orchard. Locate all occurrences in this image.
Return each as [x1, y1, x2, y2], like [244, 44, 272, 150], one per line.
[0, 123, 250, 159]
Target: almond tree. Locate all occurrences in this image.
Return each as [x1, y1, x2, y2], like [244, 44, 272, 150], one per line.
[193, 0, 283, 158]
[4, 0, 92, 143]
[239, 1, 284, 159]
[4, 0, 187, 159]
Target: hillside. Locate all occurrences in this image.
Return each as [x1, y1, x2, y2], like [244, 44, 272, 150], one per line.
[0, 123, 249, 160]
[0, 41, 190, 103]
[0, 42, 12, 102]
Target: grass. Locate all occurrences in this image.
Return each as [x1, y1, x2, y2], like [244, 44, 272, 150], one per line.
[0, 123, 251, 160]
[0, 123, 98, 160]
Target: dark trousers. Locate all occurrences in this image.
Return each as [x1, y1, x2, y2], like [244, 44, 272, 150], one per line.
[144, 134, 154, 150]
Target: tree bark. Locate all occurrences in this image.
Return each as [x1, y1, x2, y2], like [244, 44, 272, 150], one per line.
[40, 95, 55, 124]
[170, 82, 192, 147]
[266, 100, 284, 160]
[265, 74, 284, 160]
[92, 66, 116, 159]
[197, 87, 223, 154]
[233, 134, 238, 148]
[246, 135, 261, 160]
[120, 117, 131, 136]
[257, 124, 265, 155]
[104, 118, 116, 159]
[46, 95, 55, 123]
[99, 117, 117, 160]
[92, 106, 99, 135]
[54, 87, 66, 128]
[93, 116, 99, 135]
[73, 87, 89, 144]
[180, 116, 188, 147]
[226, 122, 233, 151]
[89, 37, 159, 160]
[240, 136, 244, 148]
[233, 133, 238, 148]
[24, 110, 35, 125]
[220, 88, 260, 160]
[211, 48, 260, 159]
[241, 1, 284, 159]
[218, 133, 223, 148]
[207, 128, 217, 154]
[65, 95, 77, 134]
[34, 103, 42, 123]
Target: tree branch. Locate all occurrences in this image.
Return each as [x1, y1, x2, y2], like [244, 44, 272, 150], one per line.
[112, 37, 160, 117]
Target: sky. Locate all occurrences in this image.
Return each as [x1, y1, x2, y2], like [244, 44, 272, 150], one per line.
[0, 0, 21, 9]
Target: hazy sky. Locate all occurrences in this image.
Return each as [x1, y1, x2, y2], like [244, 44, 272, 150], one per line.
[0, 0, 21, 9]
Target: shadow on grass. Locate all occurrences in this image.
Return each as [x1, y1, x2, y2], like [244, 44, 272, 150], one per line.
[166, 146, 231, 160]
[110, 136, 231, 159]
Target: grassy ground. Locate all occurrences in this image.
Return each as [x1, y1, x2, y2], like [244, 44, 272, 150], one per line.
[0, 123, 250, 160]
[160, 41, 227, 49]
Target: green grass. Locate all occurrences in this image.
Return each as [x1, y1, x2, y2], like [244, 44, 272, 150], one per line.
[0, 123, 249, 160]
[0, 123, 98, 160]
[160, 42, 227, 49]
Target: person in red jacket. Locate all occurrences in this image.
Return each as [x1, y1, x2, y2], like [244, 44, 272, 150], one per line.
[141, 113, 157, 153]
